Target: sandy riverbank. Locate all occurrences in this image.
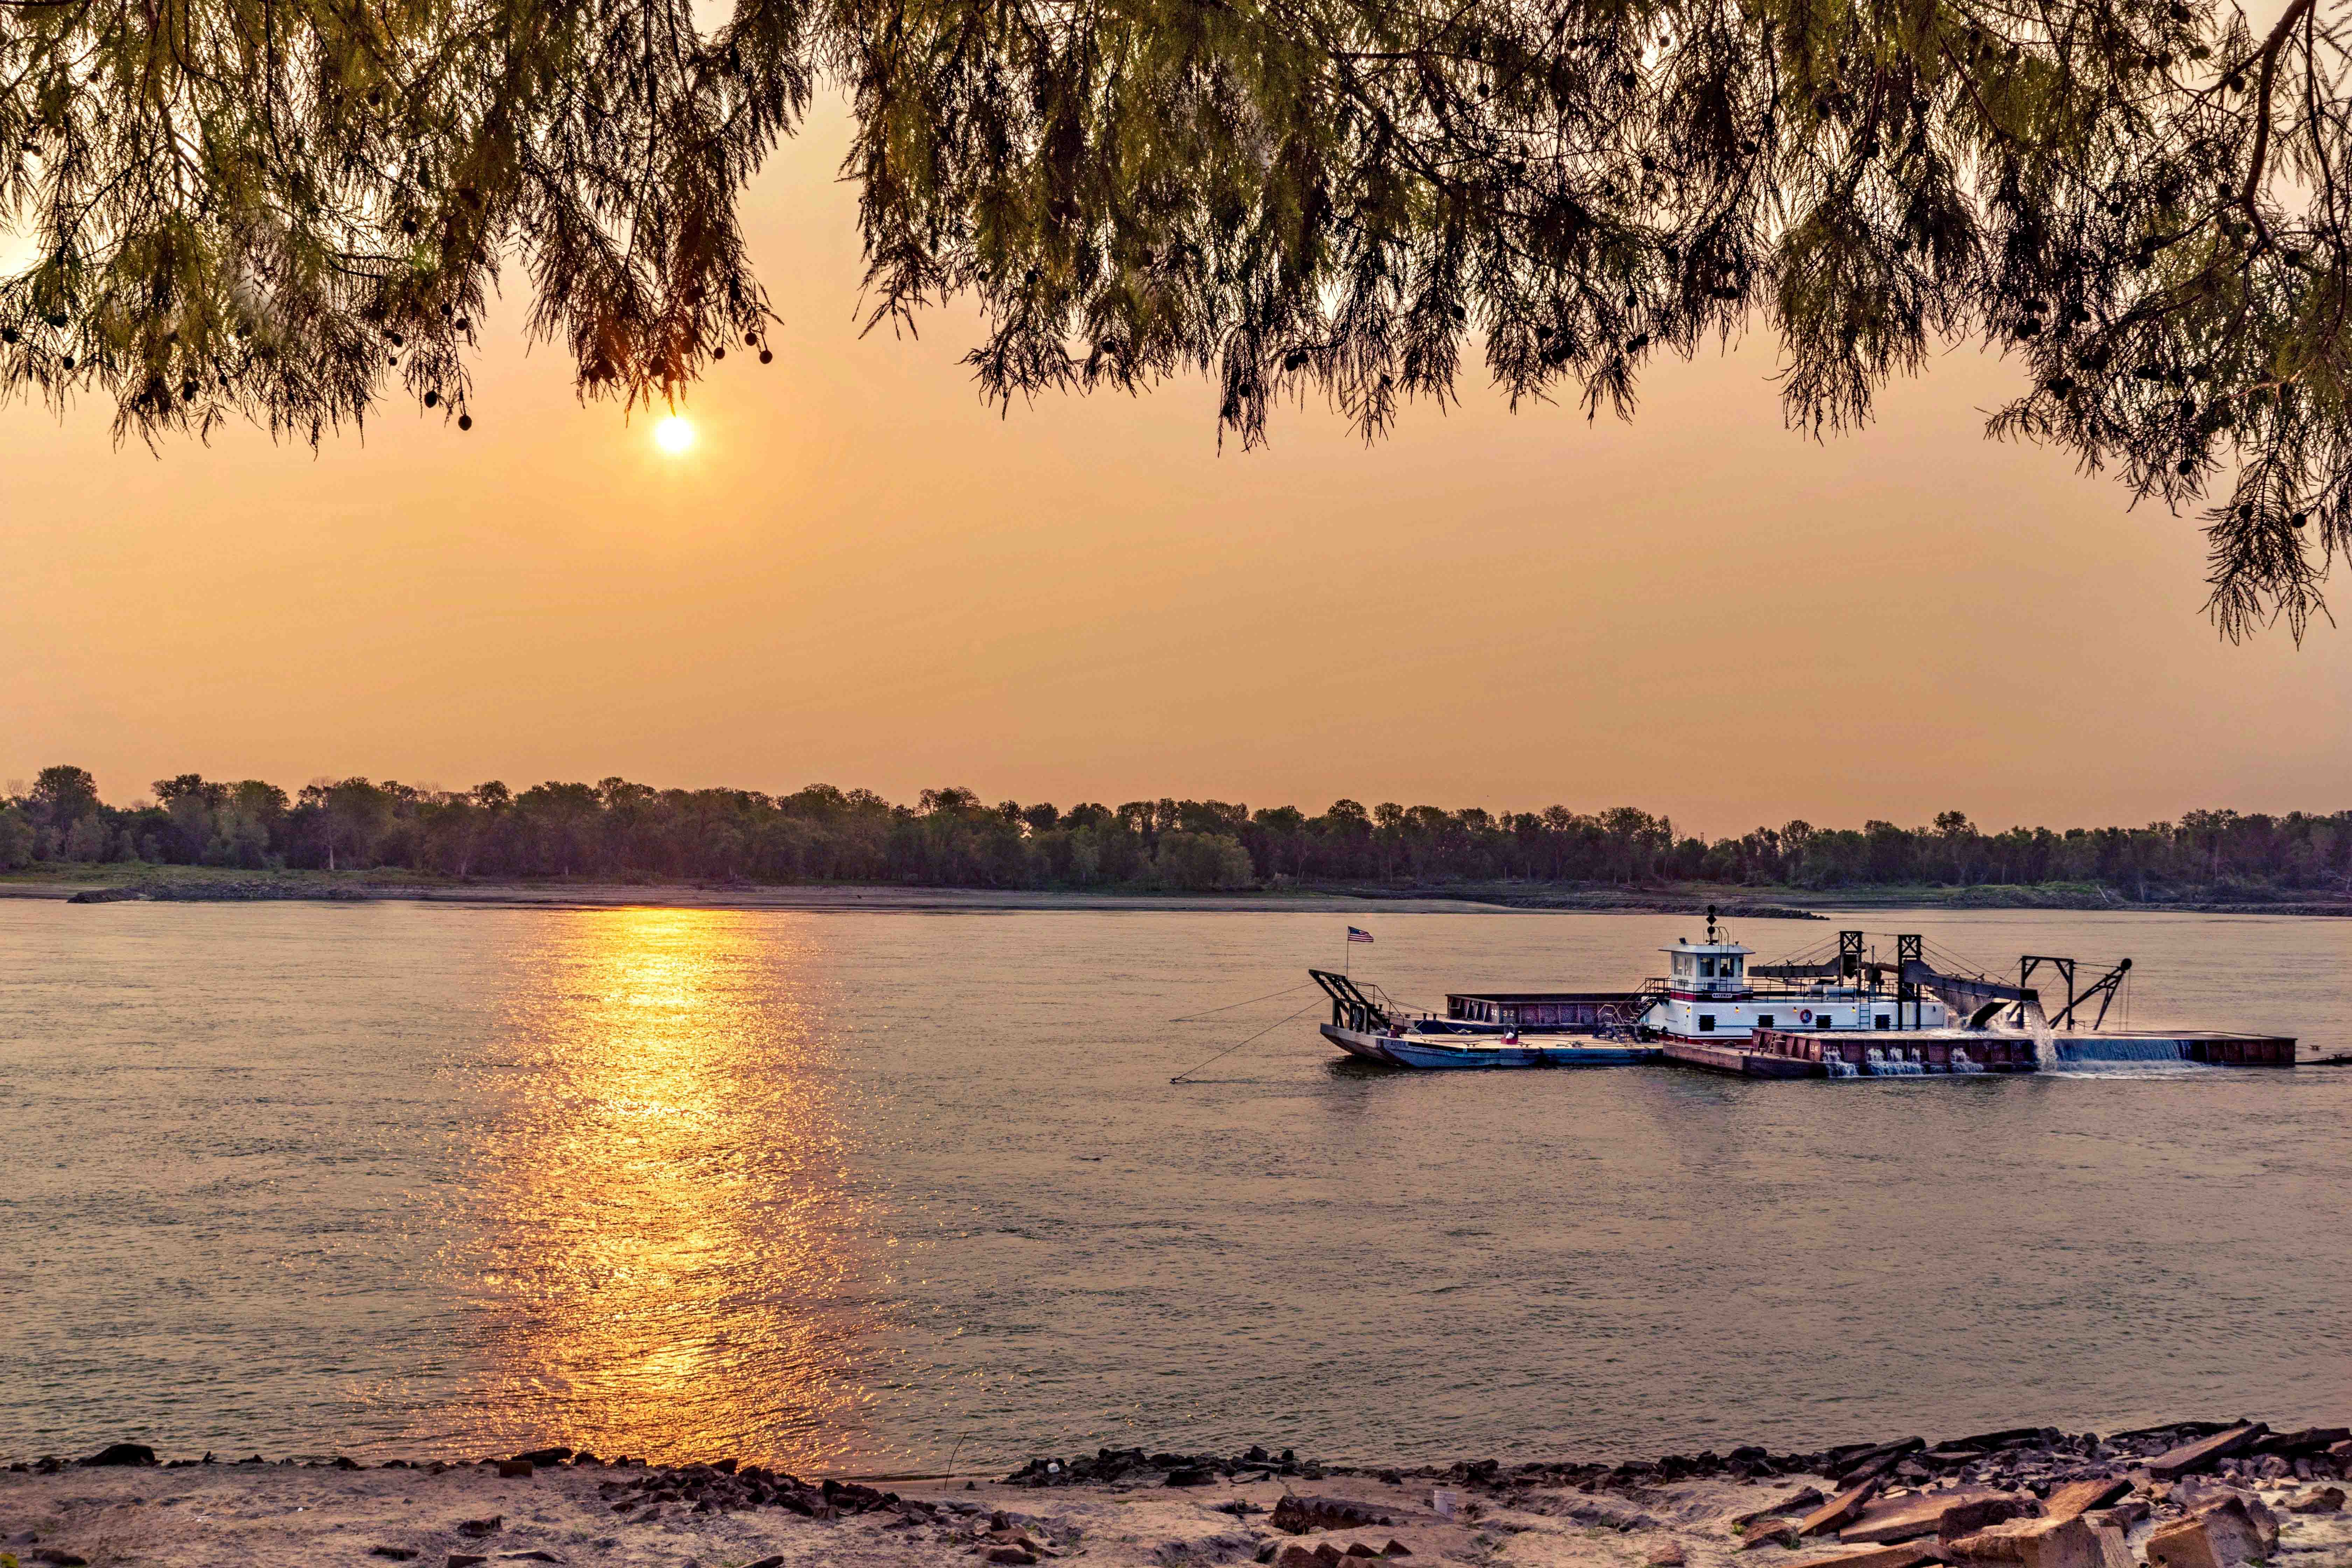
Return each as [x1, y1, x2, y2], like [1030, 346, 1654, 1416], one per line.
[5, 1424, 2347, 1568]
[0, 877, 1511, 914]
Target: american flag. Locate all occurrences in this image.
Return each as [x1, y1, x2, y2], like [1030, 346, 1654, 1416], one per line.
[1347, 926, 1375, 944]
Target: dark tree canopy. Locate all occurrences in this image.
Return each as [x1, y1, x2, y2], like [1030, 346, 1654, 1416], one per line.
[5, 0, 2352, 634]
[9, 768, 2352, 904]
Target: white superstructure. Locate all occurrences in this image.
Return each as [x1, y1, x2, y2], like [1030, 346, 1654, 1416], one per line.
[1645, 930, 1947, 1043]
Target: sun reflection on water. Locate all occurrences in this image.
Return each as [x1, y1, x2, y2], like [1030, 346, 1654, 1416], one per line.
[419, 909, 883, 1467]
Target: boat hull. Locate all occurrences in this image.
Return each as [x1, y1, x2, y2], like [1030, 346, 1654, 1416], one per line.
[1322, 1023, 1656, 1070]
[1321, 1022, 1407, 1064]
[1660, 1040, 1825, 1077]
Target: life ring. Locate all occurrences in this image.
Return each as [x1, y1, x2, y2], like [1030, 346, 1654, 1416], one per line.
[1800, 1008, 1813, 1023]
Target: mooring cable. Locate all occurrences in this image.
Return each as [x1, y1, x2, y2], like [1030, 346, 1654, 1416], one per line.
[1170, 1000, 1323, 1083]
[1167, 980, 1315, 1023]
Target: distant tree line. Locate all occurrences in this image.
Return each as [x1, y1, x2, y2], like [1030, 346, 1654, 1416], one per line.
[2, 766, 2347, 898]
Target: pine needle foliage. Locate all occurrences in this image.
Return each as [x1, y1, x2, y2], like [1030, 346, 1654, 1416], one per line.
[8, 0, 2352, 635]
[0, 0, 807, 440]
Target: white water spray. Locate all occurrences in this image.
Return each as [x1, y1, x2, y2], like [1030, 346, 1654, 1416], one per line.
[1864, 1046, 1926, 1077]
[2022, 999, 2062, 1072]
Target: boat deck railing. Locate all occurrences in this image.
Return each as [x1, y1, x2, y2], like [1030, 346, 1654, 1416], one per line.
[1309, 968, 1405, 1033]
[1643, 976, 1905, 1001]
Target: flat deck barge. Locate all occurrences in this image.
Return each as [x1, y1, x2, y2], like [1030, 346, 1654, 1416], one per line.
[1660, 1027, 2299, 1078]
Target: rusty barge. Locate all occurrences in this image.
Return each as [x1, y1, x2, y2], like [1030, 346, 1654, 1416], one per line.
[1660, 1026, 2297, 1077]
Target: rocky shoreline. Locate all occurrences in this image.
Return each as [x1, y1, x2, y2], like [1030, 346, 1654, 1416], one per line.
[4, 1420, 2346, 1568]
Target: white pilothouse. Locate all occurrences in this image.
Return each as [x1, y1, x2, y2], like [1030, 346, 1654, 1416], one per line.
[1644, 913, 1948, 1044]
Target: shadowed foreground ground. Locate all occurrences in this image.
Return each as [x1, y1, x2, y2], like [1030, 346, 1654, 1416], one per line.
[5, 1424, 2348, 1568]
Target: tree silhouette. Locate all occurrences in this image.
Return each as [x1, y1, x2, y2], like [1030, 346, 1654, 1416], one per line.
[6, 0, 2352, 633]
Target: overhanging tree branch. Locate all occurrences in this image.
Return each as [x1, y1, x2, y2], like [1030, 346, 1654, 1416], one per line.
[8, 0, 2352, 636]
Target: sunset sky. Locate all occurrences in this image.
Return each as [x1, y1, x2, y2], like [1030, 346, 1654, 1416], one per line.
[3, 98, 2346, 840]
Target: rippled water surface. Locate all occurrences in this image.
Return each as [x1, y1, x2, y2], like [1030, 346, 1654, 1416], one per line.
[4, 902, 2349, 1470]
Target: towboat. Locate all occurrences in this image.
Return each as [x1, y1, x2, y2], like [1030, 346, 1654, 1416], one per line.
[1309, 909, 2297, 1073]
[1643, 919, 1950, 1043]
[1309, 908, 1953, 1070]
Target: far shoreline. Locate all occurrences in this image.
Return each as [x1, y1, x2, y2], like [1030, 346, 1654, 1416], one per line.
[4, 868, 2352, 918]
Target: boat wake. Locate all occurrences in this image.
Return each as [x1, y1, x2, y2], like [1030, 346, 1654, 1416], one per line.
[2042, 1035, 2222, 1078]
[2034, 1059, 2226, 1079]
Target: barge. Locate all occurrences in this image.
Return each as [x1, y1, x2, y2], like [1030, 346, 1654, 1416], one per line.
[1310, 909, 2297, 1074]
[1311, 972, 1661, 1068]
[1733, 1026, 2297, 1075]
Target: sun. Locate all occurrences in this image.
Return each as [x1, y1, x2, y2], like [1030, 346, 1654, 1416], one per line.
[653, 415, 695, 455]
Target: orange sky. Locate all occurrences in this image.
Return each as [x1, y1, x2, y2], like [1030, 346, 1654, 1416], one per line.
[2, 99, 2347, 840]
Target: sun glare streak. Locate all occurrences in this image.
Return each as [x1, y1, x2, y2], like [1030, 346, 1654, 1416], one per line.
[654, 415, 696, 455]
[416, 909, 884, 1467]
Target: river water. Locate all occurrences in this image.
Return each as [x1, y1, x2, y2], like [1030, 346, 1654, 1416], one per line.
[2, 902, 2348, 1471]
